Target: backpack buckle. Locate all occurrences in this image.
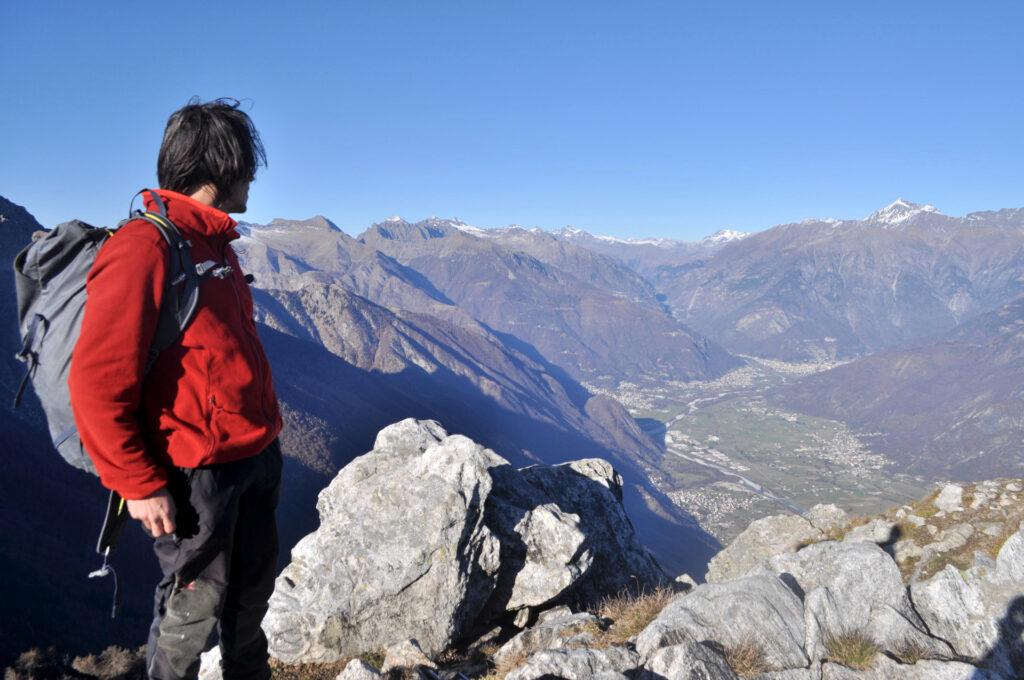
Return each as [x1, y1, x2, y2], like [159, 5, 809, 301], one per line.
[195, 260, 234, 279]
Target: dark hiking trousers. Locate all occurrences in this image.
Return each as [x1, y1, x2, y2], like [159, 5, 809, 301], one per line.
[146, 438, 282, 680]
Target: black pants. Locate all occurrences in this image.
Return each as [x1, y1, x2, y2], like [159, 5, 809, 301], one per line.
[146, 438, 282, 680]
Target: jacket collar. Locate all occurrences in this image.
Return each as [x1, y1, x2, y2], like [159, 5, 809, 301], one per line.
[142, 188, 239, 241]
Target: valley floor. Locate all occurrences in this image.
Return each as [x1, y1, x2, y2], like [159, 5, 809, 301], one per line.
[584, 356, 932, 543]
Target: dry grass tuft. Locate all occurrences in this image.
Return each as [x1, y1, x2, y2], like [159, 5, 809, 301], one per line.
[269, 651, 385, 680]
[480, 649, 530, 680]
[721, 637, 770, 678]
[889, 638, 935, 664]
[824, 629, 881, 670]
[593, 585, 675, 646]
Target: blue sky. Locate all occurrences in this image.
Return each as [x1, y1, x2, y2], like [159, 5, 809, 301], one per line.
[2, 1, 1022, 240]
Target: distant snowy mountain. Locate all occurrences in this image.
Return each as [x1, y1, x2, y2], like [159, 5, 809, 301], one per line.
[865, 198, 941, 226]
[655, 198, 1024, 361]
[700, 229, 750, 245]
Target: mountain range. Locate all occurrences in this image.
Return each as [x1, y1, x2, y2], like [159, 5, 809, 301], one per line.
[5, 192, 1024, 663]
[652, 199, 1024, 361]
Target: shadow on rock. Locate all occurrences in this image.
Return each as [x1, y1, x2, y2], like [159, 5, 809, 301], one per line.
[974, 595, 1024, 679]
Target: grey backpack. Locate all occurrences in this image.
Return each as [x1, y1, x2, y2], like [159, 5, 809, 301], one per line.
[12, 189, 201, 473]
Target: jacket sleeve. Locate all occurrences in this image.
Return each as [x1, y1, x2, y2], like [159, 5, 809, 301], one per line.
[68, 227, 169, 499]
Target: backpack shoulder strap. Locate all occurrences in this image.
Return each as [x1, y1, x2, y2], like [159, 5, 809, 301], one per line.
[121, 189, 201, 373]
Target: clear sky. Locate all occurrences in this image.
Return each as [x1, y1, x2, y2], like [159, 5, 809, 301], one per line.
[2, 1, 1022, 240]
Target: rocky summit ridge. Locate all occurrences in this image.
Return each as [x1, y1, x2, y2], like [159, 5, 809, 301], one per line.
[192, 428, 1021, 680]
[7, 422, 1022, 680]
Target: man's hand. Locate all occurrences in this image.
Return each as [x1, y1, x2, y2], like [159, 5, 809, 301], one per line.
[126, 488, 177, 537]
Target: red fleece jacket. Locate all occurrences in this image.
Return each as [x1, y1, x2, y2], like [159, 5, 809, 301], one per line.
[69, 189, 282, 499]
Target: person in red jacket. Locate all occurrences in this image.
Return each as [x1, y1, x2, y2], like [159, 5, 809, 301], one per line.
[69, 98, 283, 680]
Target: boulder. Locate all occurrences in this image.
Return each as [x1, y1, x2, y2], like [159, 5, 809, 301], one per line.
[760, 541, 951, 662]
[934, 484, 964, 513]
[995, 520, 1024, 583]
[536, 605, 574, 624]
[641, 642, 738, 679]
[493, 611, 600, 666]
[805, 504, 850, 534]
[910, 524, 1024, 678]
[486, 457, 666, 612]
[263, 418, 664, 663]
[706, 514, 822, 582]
[263, 419, 503, 662]
[636, 574, 807, 672]
[380, 639, 435, 673]
[197, 648, 221, 680]
[510, 458, 667, 604]
[842, 519, 897, 546]
[335, 659, 382, 680]
[504, 646, 640, 680]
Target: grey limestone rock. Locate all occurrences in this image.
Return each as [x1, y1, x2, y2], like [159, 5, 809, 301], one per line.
[334, 659, 383, 680]
[820, 656, 999, 679]
[805, 504, 850, 534]
[197, 648, 221, 680]
[493, 611, 600, 666]
[934, 484, 964, 513]
[536, 605, 574, 624]
[380, 639, 435, 673]
[641, 641, 738, 679]
[263, 418, 664, 663]
[753, 671, 815, 680]
[995, 520, 1024, 583]
[706, 514, 822, 583]
[841, 519, 896, 546]
[264, 419, 503, 662]
[761, 541, 951, 663]
[504, 646, 640, 680]
[636, 574, 807, 672]
[508, 458, 667, 605]
[910, 521, 1024, 678]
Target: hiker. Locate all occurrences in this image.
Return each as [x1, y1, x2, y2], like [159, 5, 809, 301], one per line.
[67, 98, 284, 680]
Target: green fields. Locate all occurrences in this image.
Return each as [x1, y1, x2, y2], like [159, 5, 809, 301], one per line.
[594, 357, 932, 542]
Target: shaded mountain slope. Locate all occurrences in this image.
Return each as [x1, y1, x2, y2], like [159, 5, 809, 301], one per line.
[773, 295, 1024, 480]
[0, 196, 717, 661]
[356, 217, 738, 382]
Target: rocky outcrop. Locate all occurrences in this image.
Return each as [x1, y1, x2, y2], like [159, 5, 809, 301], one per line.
[261, 418, 665, 662]
[637, 575, 807, 671]
[193, 474, 1022, 680]
[504, 646, 640, 680]
[492, 610, 600, 667]
[910, 520, 1024, 678]
[641, 642, 737, 679]
[760, 541, 952, 662]
[705, 514, 823, 583]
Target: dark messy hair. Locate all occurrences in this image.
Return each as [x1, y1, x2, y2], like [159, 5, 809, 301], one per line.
[157, 97, 266, 201]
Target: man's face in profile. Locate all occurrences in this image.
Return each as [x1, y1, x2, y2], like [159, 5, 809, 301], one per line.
[217, 178, 251, 214]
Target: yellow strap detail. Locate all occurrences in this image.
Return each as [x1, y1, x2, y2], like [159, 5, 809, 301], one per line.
[142, 212, 173, 230]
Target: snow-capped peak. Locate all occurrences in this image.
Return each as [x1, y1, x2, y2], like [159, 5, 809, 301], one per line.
[866, 199, 941, 225]
[701, 229, 750, 245]
[554, 226, 681, 247]
[384, 215, 405, 223]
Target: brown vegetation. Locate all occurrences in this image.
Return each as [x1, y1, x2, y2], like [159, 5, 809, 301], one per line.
[721, 637, 770, 678]
[889, 638, 935, 665]
[592, 584, 676, 647]
[797, 479, 1024, 582]
[823, 629, 881, 670]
